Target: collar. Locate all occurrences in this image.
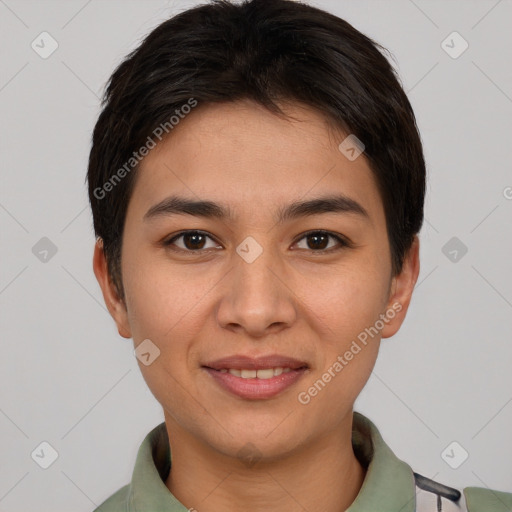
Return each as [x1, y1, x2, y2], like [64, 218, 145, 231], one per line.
[347, 412, 416, 511]
[126, 411, 416, 511]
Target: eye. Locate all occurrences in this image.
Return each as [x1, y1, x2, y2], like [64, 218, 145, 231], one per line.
[162, 229, 352, 254]
[163, 230, 221, 252]
[293, 230, 350, 252]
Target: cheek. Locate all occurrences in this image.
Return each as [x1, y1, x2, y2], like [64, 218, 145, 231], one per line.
[122, 259, 201, 415]
[297, 275, 383, 418]
[121, 253, 212, 401]
[297, 258, 389, 343]
[121, 250, 206, 341]
[292, 258, 387, 411]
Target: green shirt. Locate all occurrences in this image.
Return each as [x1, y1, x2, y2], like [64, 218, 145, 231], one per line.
[93, 411, 512, 511]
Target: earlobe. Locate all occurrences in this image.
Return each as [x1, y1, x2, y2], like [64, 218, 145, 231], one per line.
[92, 238, 132, 339]
[381, 236, 420, 339]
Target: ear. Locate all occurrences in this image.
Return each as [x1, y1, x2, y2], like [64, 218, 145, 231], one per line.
[381, 235, 420, 339]
[93, 238, 132, 339]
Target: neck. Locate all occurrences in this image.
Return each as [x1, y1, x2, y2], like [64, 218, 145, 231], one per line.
[164, 414, 366, 512]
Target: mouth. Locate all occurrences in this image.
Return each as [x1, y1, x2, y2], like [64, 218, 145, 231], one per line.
[202, 355, 309, 400]
[203, 354, 309, 372]
[213, 367, 298, 379]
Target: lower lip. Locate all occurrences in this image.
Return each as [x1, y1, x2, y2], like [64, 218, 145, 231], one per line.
[203, 368, 307, 400]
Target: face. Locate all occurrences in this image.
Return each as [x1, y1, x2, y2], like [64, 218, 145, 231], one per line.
[94, 99, 419, 461]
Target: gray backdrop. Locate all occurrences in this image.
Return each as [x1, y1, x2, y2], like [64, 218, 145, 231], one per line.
[1, 0, 511, 510]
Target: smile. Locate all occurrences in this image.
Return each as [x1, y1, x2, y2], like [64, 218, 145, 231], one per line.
[217, 367, 293, 379]
[202, 360, 308, 399]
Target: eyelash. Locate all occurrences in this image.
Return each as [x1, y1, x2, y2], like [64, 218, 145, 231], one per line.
[162, 230, 352, 254]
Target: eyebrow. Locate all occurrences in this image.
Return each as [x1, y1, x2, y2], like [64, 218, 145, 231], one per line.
[143, 194, 370, 224]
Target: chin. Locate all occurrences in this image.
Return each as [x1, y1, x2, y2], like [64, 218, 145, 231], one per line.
[210, 425, 305, 463]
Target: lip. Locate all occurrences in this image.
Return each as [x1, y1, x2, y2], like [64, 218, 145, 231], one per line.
[202, 354, 309, 400]
[203, 355, 309, 371]
[203, 367, 307, 400]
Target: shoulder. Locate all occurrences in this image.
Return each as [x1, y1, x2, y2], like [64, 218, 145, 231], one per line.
[414, 472, 512, 512]
[92, 484, 130, 512]
[463, 486, 512, 512]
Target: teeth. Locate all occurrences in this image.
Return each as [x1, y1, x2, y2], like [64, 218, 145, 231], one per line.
[256, 368, 274, 379]
[224, 367, 293, 378]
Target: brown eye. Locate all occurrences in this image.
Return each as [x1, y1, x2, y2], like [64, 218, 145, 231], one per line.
[306, 232, 329, 250]
[182, 232, 207, 250]
[294, 231, 349, 252]
[164, 231, 220, 252]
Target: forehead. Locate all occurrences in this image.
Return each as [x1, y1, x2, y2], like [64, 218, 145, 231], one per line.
[128, 99, 385, 227]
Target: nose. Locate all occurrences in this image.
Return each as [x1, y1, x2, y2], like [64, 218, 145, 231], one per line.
[216, 241, 297, 338]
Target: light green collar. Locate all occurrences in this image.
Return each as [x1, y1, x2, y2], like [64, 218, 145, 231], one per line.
[347, 412, 415, 511]
[125, 411, 416, 511]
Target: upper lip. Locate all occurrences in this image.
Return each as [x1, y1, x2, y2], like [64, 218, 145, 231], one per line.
[203, 355, 309, 371]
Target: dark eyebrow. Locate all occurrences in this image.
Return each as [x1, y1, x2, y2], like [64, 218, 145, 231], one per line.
[276, 194, 369, 223]
[143, 194, 370, 223]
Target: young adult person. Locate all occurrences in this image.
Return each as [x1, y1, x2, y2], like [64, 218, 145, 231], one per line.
[88, 1, 512, 510]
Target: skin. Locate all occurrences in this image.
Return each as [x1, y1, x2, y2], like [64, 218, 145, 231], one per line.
[94, 98, 420, 512]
